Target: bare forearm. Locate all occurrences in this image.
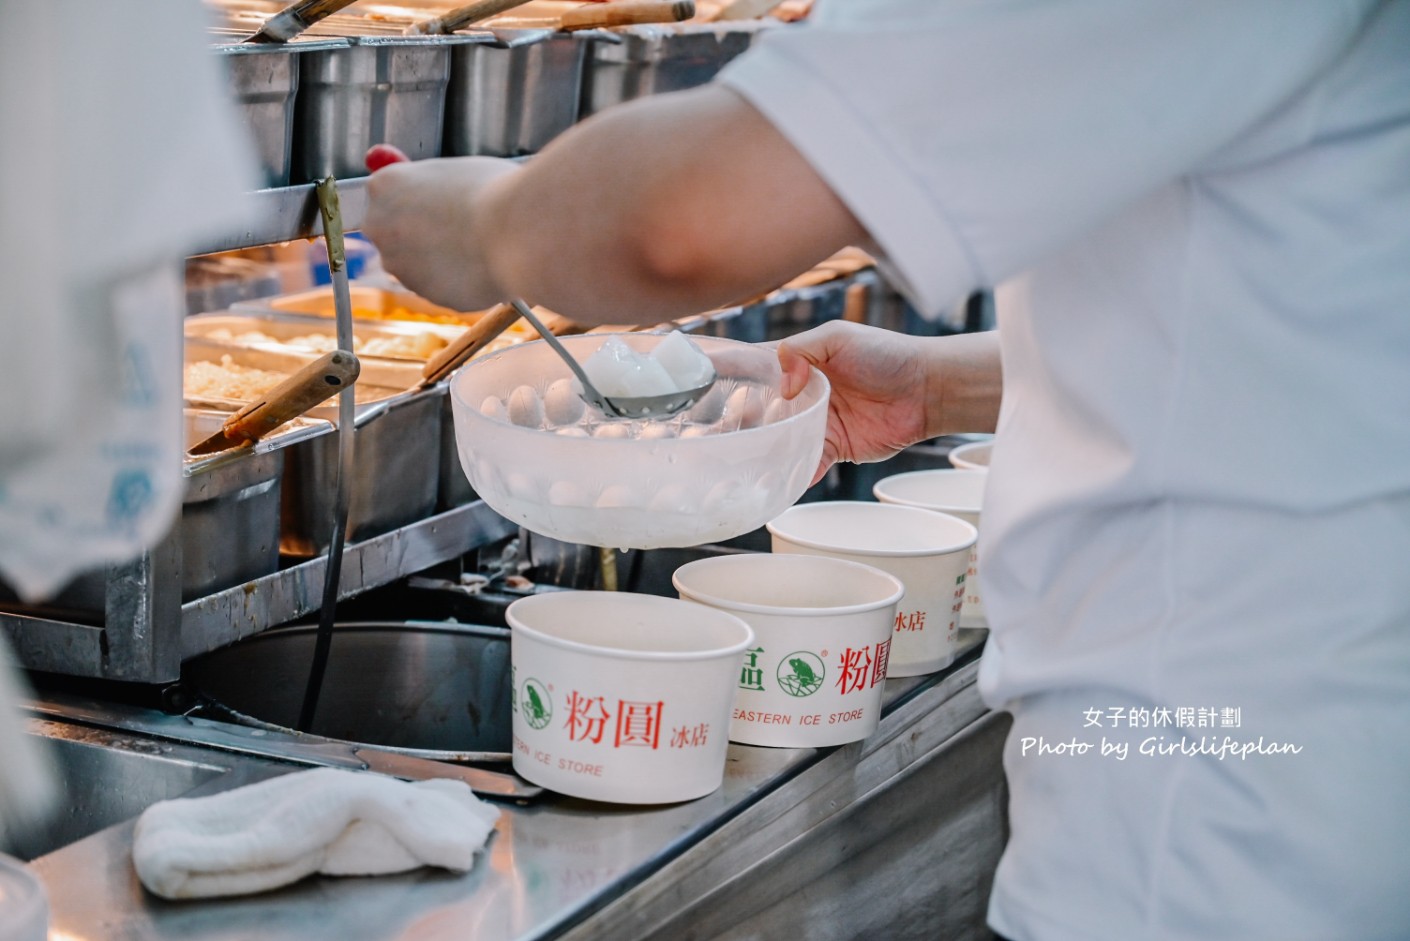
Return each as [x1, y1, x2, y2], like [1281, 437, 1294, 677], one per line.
[923, 330, 1002, 437]
[477, 85, 868, 325]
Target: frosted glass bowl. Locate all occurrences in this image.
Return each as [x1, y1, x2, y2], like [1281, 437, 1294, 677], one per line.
[450, 333, 829, 548]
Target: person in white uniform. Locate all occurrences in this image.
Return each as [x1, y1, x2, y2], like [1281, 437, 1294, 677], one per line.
[0, 0, 256, 850]
[362, 1, 1410, 937]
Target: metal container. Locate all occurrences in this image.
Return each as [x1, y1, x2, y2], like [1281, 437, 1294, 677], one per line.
[180, 411, 296, 600]
[215, 39, 348, 187]
[231, 283, 543, 344]
[281, 384, 443, 553]
[182, 621, 513, 763]
[185, 310, 466, 363]
[579, 20, 776, 117]
[183, 337, 440, 554]
[240, 283, 481, 325]
[31, 410, 332, 611]
[290, 36, 465, 183]
[184, 335, 423, 405]
[184, 256, 284, 315]
[436, 384, 475, 510]
[218, 288, 538, 517]
[443, 29, 589, 157]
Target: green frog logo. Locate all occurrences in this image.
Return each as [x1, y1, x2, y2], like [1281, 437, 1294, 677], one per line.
[521, 678, 552, 730]
[777, 652, 824, 698]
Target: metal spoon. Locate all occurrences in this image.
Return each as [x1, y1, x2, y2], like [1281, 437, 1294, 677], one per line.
[509, 300, 717, 420]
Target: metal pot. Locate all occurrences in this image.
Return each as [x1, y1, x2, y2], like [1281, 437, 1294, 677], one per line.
[182, 620, 513, 762]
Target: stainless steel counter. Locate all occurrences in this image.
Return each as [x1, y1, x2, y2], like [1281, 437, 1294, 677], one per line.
[29, 631, 1002, 941]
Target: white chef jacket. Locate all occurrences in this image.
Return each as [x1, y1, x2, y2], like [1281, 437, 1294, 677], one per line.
[720, 2, 1410, 939]
[0, 0, 256, 838]
[0, 0, 256, 600]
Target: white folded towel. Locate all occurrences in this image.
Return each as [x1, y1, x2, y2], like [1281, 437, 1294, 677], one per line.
[131, 768, 499, 900]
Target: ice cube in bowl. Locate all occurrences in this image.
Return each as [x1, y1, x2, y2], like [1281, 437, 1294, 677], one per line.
[450, 333, 829, 549]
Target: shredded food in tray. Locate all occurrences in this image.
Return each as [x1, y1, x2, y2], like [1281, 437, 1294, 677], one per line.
[184, 355, 398, 405]
[204, 327, 449, 361]
[184, 355, 286, 401]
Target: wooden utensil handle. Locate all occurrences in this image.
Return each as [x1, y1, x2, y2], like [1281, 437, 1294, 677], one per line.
[406, 0, 532, 35]
[710, 0, 780, 20]
[421, 303, 521, 386]
[560, 0, 695, 31]
[223, 351, 361, 443]
[246, 0, 360, 42]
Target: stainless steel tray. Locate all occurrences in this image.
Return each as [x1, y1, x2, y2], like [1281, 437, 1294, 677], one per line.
[214, 39, 349, 187]
[443, 28, 588, 157]
[579, 20, 776, 117]
[184, 334, 425, 401]
[185, 310, 467, 363]
[185, 256, 283, 316]
[32, 410, 333, 611]
[281, 384, 444, 554]
[290, 36, 476, 183]
[181, 410, 333, 599]
[436, 384, 475, 510]
[208, 292, 534, 516]
[233, 282, 547, 340]
[182, 337, 440, 554]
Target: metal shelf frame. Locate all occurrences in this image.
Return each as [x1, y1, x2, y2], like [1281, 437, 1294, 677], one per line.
[1, 500, 515, 683]
[2, 179, 520, 685]
[191, 178, 369, 255]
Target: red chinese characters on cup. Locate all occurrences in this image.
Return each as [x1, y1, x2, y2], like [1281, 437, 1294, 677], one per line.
[835, 640, 890, 693]
[558, 692, 712, 751]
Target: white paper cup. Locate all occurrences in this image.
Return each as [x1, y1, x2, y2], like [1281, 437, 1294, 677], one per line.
[0, 854, 47, 941]
[947, 440, 992, 471]
[672, 553, 903, 747]
[507, 591, 754, 804]
[766, 501, 977, 676]
[872, 470, 988, 629]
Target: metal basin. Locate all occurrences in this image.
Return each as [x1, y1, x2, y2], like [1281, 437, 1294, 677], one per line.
[9, 721, 229, 862]
[183, 621, 513, 763]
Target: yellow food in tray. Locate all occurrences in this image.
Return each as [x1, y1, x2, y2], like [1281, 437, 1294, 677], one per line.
[203, 327, 449, 361]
